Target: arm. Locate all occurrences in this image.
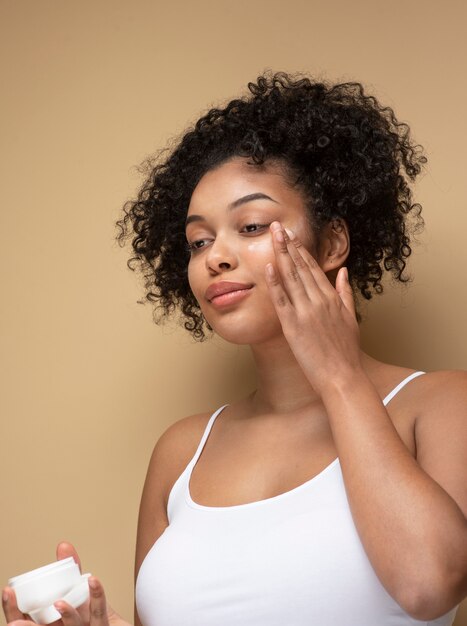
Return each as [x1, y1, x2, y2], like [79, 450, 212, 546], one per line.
[133, 432, 171, 626]
[320, 369, 467, 620]
[265, 221, 467, 620]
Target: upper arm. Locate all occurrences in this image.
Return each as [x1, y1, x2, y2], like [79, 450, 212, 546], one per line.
[133, 411, 211, 626]
[415, 370, 467, 518]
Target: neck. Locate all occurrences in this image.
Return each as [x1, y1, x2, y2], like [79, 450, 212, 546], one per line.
[247, 335, 377, 416]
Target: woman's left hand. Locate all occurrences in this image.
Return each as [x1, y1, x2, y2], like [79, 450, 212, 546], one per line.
[265, 221, 361, 394]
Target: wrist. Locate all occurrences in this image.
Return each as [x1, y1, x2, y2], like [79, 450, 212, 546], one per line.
[318, 364, 371, 402]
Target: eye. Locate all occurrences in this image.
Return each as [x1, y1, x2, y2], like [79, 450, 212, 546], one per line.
[242, 223, 268, 233]
[185, 223, 269, 254]
[185, 239, 208, 253]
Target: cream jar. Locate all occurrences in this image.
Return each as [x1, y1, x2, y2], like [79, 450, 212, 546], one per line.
[8, 557, 91, 624]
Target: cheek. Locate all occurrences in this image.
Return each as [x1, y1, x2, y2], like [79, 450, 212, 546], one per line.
[246, 238, 276, 283]
[246, 237, 275, 262]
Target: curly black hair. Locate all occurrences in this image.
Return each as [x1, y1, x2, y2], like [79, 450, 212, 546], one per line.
[115, 71, 426, 341]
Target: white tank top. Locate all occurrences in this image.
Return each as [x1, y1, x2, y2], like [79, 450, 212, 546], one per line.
[136, 371, 459, 626]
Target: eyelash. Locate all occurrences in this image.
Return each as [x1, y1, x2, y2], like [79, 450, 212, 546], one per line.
[185, 223, 269, 254]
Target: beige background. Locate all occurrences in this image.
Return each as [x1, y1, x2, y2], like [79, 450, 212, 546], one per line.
[1, 0, 466, 623]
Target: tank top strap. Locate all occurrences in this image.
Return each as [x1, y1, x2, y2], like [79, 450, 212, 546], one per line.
[189, 404, 230, 467]
[382, 371, 426, 406]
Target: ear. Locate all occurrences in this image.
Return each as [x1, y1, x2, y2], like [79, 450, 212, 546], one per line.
[316, 218, 350, 283]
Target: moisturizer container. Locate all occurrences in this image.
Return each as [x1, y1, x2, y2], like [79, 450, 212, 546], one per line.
[8, 557, 91, 624]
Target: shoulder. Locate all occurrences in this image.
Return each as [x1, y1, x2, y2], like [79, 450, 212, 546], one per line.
[388, 367, 467, 444]
[135, 408, 216, 581]
[411, 369, 467, 439]
[154, 410, 214, 454]
[147, 409, 215, 503]
[380, 367, 467, 415]
[388, 368, 467, 421]
[415, 369, 467, 408]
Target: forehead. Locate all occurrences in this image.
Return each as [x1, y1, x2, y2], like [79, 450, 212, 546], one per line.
[187, 157, 307, 217]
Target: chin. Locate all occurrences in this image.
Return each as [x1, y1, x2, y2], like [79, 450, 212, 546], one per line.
[208, 314, 283, 346]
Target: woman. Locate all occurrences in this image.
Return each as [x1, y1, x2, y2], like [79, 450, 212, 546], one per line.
[3, 72, 467, 625]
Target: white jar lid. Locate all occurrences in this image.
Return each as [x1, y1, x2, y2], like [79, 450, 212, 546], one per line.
[9, 558, 76, 586]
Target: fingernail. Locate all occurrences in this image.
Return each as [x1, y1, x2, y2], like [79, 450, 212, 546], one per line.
[2, 590, 8, 604]
[275, 229, 284, 242]
[285, 228, 294, 239]
[54, 603, 65, 614]
[89, 578, 98, 590]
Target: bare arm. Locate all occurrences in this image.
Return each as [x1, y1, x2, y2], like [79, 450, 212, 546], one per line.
[265, 222, 467, 620]
[321, 369, 467, 620]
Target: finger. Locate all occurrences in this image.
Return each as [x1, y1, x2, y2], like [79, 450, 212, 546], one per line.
[265, 261, 293, 317]
[2, 587, 28, 623]
[54, 601, 83, 626]
[270, 222, 309, 305]
[286, 228, 336, 297]
[281, 227, 323, 298]
[56, 542, 82, 574]
[56, 544, 89, 623]
[87, 578, 109, 626]
[335, 267, 356, 318]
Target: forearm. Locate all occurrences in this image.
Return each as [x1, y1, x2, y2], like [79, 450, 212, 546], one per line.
[321, 368, 467, 617]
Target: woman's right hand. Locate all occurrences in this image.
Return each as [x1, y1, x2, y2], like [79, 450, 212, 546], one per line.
[2, 542, 130, 626]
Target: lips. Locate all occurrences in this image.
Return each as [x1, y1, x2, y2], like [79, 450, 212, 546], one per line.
[205, 281, 254, 302]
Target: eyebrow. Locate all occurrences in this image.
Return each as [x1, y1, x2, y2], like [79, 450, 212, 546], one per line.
[185, 192, 278, 227]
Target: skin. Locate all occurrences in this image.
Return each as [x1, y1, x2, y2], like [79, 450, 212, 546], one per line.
[3, 156, 467, 626]
[2, 542, 124, 626]
[186, 157, 322, 352]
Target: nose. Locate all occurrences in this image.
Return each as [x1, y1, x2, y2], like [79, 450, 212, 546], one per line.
[205, 235, 238, 273]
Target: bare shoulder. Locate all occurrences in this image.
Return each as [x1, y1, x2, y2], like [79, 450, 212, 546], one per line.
[145, 409, 215, 510]
[412, 369, 467, 441]
[379, 366, 467, 417]
[134, 408, 214, 589]
[414, 369, 467, 410]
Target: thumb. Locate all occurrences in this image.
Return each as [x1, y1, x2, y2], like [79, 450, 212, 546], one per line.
[56, 541, 82, 574]
[336, 267, 356, 318]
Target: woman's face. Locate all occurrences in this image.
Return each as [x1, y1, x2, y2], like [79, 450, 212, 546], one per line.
[185, 157, 321, 345]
